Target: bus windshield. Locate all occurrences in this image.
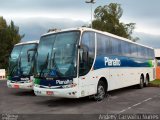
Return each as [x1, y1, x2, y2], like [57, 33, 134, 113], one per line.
[9, 43, 37, 76]
[36, 31, 80, 78]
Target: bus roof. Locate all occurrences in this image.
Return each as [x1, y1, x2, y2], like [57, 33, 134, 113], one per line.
[15, 40, 39, 46]
[42, 27, 154, 50]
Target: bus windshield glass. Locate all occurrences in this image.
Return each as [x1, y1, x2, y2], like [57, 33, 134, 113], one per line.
[36, 31, 80, 78]
[9, 43, 37, 76]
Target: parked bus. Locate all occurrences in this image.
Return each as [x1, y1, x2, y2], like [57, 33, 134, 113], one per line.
[34, 28, 155, 100]
[7, 40, 39, 89]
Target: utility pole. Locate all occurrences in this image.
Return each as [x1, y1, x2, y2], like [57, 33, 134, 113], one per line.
[85, 0, 96, 28]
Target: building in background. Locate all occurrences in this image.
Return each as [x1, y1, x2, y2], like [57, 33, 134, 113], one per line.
[155, 49, 160, 79]
[0, 69, 6, 80]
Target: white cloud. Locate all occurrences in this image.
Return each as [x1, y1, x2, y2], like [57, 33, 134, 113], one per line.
[135, 32, 160, 49]
[135, 27, 160, 36]
[1, 0, 160, 48]
[1, 12, 90, 21]
[121, 16, 160, 36]
[14, 17, 88, 41]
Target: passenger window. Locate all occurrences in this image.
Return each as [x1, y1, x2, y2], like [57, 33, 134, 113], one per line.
[97, 34, 111, 55]
[79, 31, 95, 76]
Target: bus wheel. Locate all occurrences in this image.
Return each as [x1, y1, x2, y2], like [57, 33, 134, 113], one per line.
[144, 74, 149, 87]
[94, 81, 106, 101]
[138, 75, 144, 89]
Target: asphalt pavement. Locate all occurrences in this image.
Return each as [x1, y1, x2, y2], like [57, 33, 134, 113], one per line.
[0, 80, 160, 120]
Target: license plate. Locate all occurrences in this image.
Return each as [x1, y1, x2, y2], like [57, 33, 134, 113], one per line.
[46, 91, 53, 95]
[14, 85, 19, 88]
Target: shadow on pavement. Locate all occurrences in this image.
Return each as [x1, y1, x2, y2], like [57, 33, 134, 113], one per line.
[34, 85, 138, 107]
[12, 90, 35, 96]
[35, 96, 94, 107]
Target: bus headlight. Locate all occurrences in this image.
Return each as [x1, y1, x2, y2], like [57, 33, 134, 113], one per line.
[25, 80, 32, 83]
[34, 84, 40, 87]
[62, 83, 77, 88]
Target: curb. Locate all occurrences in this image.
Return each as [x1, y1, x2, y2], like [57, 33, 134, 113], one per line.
[148, 83, 160, 87]
[0, 79, 7, 81]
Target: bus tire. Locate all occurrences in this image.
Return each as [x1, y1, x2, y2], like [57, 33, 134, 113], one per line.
[144, 74, 149, 87]
[138, 75, 144, 89]
[93, 81, 106, 101]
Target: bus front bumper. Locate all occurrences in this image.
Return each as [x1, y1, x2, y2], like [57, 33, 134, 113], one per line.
[7, 80, 33, 90]
[34, 86, 79, 98]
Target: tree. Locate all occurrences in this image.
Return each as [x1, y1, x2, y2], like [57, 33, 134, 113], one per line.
[0, 16, 24, 70]
[92, 3, 139, 41]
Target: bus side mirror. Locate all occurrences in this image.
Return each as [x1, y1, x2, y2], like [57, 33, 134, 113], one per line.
[84, 51, 89, 65]
[27, 54, 31, 62]
[79, 48, 84, 63]
[79, 48, 89, 65]
[27, 49, 36, 62]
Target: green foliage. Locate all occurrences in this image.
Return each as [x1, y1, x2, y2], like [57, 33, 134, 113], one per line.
[92, 3, 139, 41]
[0, 16, 24, 69]
[150, 79, 160, 85]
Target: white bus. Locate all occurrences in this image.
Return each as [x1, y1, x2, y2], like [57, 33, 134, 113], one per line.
[34, 28, 155, 100]
[7, 40, 39, 89]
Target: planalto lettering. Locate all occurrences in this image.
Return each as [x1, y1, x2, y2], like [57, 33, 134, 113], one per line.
[21, 78, 29, 81]
[56, 80, 73, 85]
[104, 57, 121, 66]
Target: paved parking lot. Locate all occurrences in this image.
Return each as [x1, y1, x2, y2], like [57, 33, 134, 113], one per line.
[0, 80, 160, 119]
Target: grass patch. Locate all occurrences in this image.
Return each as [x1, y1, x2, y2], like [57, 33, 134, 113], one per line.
[149, 79, 160, 87]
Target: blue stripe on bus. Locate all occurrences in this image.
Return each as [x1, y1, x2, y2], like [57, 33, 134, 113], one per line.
[38, 79, 73, 87]
[9, 76, 30, 81]
[94, 55, 152, 70]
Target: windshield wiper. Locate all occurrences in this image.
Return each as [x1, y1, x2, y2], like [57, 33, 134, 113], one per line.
[40, 53, 49, 77]
[18, 55, 22, 75]
[9, 64, 17, 76]
[50, 52, 61, 77]
[9, 55, 21, 76]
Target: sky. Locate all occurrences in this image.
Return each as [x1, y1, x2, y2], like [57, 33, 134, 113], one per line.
[0, 0, 160, 48]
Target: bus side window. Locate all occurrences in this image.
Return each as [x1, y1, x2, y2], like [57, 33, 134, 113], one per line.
[79, 32, 95, 76]
[131, 44, 138, 57]
[111, 38, 121, 55]
[121, 41, 131, 56]
[97, 33, 111, 55]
